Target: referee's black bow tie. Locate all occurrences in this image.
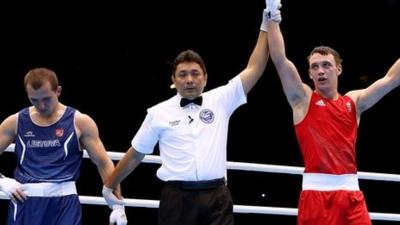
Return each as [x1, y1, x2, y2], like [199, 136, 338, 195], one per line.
[180, 96, 203, 107]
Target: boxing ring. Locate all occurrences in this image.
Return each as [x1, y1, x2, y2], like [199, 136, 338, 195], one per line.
[1, 144, 400, 222]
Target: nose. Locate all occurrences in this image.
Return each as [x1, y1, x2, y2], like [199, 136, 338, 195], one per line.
[316, 66, 325, 75]
[185, 75, 194, 83]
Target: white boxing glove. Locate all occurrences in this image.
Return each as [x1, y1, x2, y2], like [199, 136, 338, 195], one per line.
[266, 0, 282, 13]
[110, 204, 128, 225]
[102, 185, 125, 209]
[0, 176, 22, 198]
[260, 9, 270, 32]
[266, 0, 282, 23]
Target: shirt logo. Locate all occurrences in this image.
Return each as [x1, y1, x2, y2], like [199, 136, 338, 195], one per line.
[199, 109, 214, 124]
[24, 131, 35, 137]
[27, 139, 62, 148]
[315, 99, 326, 106]
[169, 120, 180, 126]
[55, 128, 64, 138]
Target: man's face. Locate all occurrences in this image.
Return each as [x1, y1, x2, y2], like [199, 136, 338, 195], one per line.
[308, 53, 342, 92]
[172, 62, 207, 99]
[26, 81, 61, 117]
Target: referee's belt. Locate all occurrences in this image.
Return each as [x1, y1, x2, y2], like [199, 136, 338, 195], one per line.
[165, 178, 226, 190]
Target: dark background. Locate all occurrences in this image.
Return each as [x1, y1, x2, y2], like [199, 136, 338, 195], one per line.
[1, 0, 400, 224]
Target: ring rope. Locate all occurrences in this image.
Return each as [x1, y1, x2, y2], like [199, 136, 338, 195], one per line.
[2, 144, 400, 221]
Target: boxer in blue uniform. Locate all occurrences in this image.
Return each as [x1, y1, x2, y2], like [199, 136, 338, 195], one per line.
[0, 68, 127, 225]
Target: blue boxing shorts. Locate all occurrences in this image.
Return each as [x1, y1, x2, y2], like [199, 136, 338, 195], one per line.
[7, 182, 81, 225]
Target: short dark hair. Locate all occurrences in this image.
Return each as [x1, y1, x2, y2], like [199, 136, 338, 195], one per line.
[307, 46, 343, 66]
[24, 67, 59, 91]
[171, 49, 207, 76]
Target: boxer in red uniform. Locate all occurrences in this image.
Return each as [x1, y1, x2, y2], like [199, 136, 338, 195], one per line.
[264, 0, 400, 224]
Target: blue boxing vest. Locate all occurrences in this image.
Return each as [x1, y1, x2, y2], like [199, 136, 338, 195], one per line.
[14, 106, 82, 183]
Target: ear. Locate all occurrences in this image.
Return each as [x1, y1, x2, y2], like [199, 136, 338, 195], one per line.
[337, 65, 343, 76]
[202, 73, 208, 88]
[56, 86, 62, 97]
[171, 74, 176, 84]
[308, 69, 313, 80]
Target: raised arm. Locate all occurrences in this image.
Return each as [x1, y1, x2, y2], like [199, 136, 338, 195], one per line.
[239, 11, 270, 95]
[347, 58, 400, 115]
[267, 22, 307, 104]
[266, 1, 312, 114]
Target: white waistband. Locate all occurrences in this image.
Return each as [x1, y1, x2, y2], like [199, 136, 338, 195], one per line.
[22, 181, 77, 197]
[302, 173, 359, 191]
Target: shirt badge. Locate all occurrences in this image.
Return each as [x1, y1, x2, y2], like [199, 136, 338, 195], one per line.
[345, 102, 352, 112]
[199, 109, 214, 124]
[55, 128, 64, 138]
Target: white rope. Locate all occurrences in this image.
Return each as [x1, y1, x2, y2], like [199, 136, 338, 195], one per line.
[2, 143, 400, 221]
[8, 144, 399, 181]
[104, 149, 400, 181]
[1, 193, 400, 221]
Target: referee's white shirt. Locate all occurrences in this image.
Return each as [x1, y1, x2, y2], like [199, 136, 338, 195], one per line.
[132, 75, 246, 181]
